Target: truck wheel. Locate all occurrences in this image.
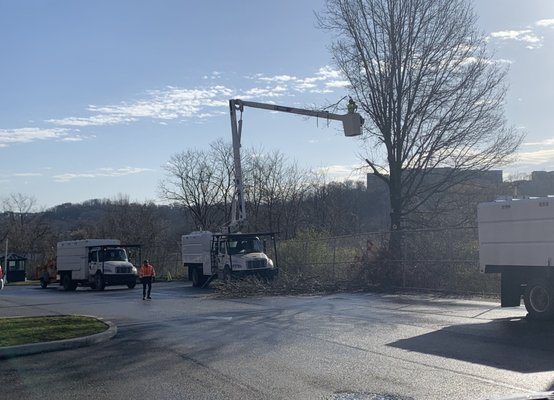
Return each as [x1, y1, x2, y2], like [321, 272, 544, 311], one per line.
[62, 274, 76, 291]
[95, 273, 105, 291]
[223, 266, 232, 283]
[191, 267, 202, 287]
[127, 281, 136, 289]
[40, 279, 48, 289]
[524, 279, 554, 320]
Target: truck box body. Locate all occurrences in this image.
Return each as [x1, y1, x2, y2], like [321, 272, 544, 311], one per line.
[478, 197, 554, 319]
[182, 231, 213, 276]
[57, 239, 120, 280]
[478, 198, 554, 272]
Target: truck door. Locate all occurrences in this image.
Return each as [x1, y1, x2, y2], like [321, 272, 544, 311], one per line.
[89, 249, 99, 274]
[219, 240, 228, 268]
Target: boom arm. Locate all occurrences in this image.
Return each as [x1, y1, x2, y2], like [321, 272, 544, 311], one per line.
[228, 98, 364, 232]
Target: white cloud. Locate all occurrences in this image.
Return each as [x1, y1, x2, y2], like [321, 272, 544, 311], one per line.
[242, 86, 285, 98]
[536, 19, 554, 28]
[257, 74, 297, 83]
[513, 148, 554, 165]
[0, 127, 70, 147]
[315, 164, 366, 182]
[490, 29, 543, 49]
[325, 80, 350, 88]
[53, 167, 153, 183]
[293, 66, 350, 92]
[48, 86, 234, 127]
[44, 67, 351, 129]
[14, 172, 43, 177]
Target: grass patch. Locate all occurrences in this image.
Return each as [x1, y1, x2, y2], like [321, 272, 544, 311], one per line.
[0, 315, 108, 347]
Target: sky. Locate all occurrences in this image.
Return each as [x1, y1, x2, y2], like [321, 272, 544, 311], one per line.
[1, 0, 553, 209]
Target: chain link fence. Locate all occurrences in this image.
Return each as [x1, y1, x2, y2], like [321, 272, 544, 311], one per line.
[275, 227, 500, 296]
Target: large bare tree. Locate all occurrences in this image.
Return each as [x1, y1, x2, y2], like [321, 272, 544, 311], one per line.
[319, 0, 522, 256]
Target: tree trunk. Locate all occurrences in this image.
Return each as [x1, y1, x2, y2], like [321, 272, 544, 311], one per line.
[387, 172, 403, 286]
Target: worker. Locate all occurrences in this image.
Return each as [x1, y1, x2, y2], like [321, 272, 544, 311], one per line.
[347, 97, 358, 114]
[139, 259, 156, 300]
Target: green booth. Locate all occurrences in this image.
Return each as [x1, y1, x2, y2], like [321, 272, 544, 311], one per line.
[1, 253, 27, 283]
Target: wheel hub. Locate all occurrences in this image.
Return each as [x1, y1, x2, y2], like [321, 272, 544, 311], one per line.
[529, 286, 549, 312]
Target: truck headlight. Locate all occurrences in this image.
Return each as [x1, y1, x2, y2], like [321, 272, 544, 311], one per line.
[132, 266, 138, 275]
[268, 259, 274, 268]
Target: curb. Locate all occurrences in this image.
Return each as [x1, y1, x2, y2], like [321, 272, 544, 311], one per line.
[0, 318, 117, 359]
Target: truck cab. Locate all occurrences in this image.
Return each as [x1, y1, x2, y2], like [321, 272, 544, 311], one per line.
[88, 246, 137, 290]
[212, 234, 277, 282]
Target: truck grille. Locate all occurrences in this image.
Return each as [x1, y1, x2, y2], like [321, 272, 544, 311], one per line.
[247, 260, 267, 269]
[116, 267, 131, 273]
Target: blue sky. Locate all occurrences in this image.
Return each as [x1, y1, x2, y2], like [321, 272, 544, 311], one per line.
[1, 0, 553, 209]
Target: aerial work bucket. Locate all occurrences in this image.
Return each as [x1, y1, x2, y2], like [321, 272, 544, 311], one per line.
[342, 113, 364, 137]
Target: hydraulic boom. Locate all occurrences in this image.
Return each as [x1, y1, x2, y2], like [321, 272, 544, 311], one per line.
[228, 98, 364, 232]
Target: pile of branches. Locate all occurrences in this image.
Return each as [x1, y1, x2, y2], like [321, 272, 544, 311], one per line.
[212, 271, 372, 298]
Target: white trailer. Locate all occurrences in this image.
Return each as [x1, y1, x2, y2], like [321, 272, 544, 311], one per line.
[57, 239, 139, 291]
[478, 197, 554, 319]
[182, 231, 278, 287]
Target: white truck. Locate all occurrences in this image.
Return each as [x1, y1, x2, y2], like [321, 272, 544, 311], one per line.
[57, 239, 139, 291]
[182, 231, 278, 287]
[478, 197, 554, 319]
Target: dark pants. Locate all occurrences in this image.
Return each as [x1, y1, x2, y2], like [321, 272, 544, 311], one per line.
[141, 276, 152, 298]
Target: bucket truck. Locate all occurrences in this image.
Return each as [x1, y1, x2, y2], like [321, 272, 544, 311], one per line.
[182, 99, 364, 287]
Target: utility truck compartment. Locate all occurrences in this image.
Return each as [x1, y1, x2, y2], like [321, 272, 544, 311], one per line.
[477, 197, 554, 319]
[478, 198, 554, 272]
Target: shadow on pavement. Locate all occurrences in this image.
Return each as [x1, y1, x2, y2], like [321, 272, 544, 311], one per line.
[388, 316, 554, 373]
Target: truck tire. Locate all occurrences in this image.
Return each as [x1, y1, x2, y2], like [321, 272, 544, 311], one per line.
[40, 279, 48, 289]
[62, 273, 77, 291]
[191, 267, 204, 288]
[127, 281, 136, 289]
[524, 279, 554, 320]
[223, 266, 232, 283]
[95, 273, 105, 291]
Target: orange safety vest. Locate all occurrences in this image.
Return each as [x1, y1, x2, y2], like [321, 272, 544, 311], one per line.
[139, 264, 155, 278]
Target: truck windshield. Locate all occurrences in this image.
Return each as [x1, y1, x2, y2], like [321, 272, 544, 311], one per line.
[228, 238, 263, 255]
[101, 249, 128, 262]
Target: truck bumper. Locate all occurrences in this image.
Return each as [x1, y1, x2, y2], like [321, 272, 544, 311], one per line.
[233, 268, 278, 279]
[103, 274, 137, 286]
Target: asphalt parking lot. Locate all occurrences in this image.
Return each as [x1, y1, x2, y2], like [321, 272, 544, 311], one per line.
[1, 281, 553, 400]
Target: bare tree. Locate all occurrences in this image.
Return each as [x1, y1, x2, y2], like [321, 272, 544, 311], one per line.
[244, 149, 312, 237]
[159, 139, 235, 231]
[1, 194, 50, 252]
[88, 197, 175, 274]
[160, 141, 314, 236]
[319, 0, 522, 257]
[1, 193, 52, 276]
